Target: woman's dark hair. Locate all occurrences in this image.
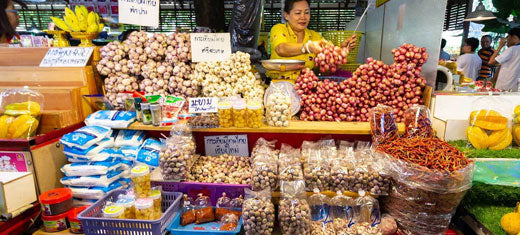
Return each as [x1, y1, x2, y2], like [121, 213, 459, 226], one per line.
[284, 0, 310, 13]
[465, 37, 479, 52]
[441, 38, 446, 49]
[0, 0, 26, 40]
[508, 27, 520, 40]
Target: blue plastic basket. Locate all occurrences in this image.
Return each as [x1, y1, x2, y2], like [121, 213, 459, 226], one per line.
[78, 189, 182, 235]
[166, 210, 243, 235]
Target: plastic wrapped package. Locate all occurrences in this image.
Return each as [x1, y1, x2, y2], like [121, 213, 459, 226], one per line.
[279, 180, 311, 235]
[380, 152, 475, 235]
[61, 157, 122, 177]
[84, 110, 136, 128]
[403, 105, 434, 138]
[114, 130, 146, 147]
[60, 170, 124, 187]
[60, 126, 112, 150]
[188, 113, 219, 128]
[242, 188, 275, 235]
[136, 138, 163, 167]
[246, 100, 263, 128]
[331, 141, 355, 192]
[218, 99, 233, 128]
[352, 190, 382, 234]
[233, 98, 247, 128]
[131, 165, 151, 198]
[252, 156, 278, 191]
[181, 194, 196, 226]
[278, 144, 303, 182]
[303, 143, 331, 192]
[220, 213, 239, 231]
[308, 189, 334, 235]
[230, 195, 244, 208]
[215, 193, 232, 221]
[349, 149, 391, 196]
[135, 198, 155, 220]
[150, 188, 162, 219]
[159, 124, 196, 181]
[69, 181, 126, 200]
[467, 97, 512, 150]
[265, 83, 291, 127]
[194, 193, 215, 224]
[369, 104, 398, 146]
[251, 138, 277, 162]
[329, 191, 357, 234]
[0, 86, 43, 139]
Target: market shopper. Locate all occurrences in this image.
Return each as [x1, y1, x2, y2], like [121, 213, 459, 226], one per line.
[456, 37, 482, 81]
[0, 0, 24, 44]
[489, 28, 520, 91]
[267, 0, 357, 81]
[439, 38, 450, 60]
[477, 35, 495, 81]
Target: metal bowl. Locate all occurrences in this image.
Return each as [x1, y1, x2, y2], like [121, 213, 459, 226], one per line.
[261, 59, 305, 71]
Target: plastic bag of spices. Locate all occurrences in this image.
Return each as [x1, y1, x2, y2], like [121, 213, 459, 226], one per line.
[369, 104, 398, 147]
[278, 144, 304, 182]
[329, 191, 357, 233]
[308, 189, 334, 235]
[403, 105, 435, 138]
[194, 193, 215, 224]
[279, 180, 311, 235]
[243, 188, 275, 235]
[181, 194, 196, 226]
[349, 190, 382, 234]
[215, 192, 232, 221]
[251, 138, 277, 162]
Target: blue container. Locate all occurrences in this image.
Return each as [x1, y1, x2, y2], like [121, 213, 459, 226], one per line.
[167, 210, 242, 235]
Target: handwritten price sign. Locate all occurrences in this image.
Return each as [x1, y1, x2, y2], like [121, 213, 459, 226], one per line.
[39, 47, 94, 67]
[204, 135, 249, 157]
[190, 33, 231, 62]
[188, 97, 218, 113]
[118, 0, 159, 27]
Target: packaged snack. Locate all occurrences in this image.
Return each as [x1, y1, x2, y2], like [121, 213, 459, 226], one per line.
[220, 213, 239, 231]
[403, 105, 435, 138]
[303, 140, 332, 192]
[131, 165, 152, 198]
[42, 211, 69, 232]
[308, 189, 334, 235]
[279, 180, 311, 235]
[68, 206, 88, 234]
[161, 96, 184, 126]
[215, 192, 231, 221]
[349, 149, 391, 196]
[218, 99, 233, 128]
[194, 193, 215, 224]
[330, 191, 357, 233]
[251, 137, 278, 162]
[116, 196, 136, 219]
[103, 204, 126, 219]
[265, 83, 291, 127]
[252, 156, 278, 191]
[181, 194, 196, 226]
[232, 98, 247, 128]
[331, 141, 355, 192]
[159, 124, 196, 181]
[187, 113, 219, 128]
[369, 104, 398, 146]
[60, 170, 124, 187]
[354, 190, 381, 234]
[246, 99, 263, 128]
[136, 138, 163, 167]
[114, 130, 146, 147]
[243, 188, 275, 235]
[69, 181, 125, 200]
[39, 188, 73, 216]
[61, 157, 122, 177]
[0, 87, 43, 139]
[467, 97, 512, 150]
[84, 110, 136, 128]
[135, 198, 155, 220]
[229, 195, 243, 208]
[60, 125, 112, 150]
[62, 144, 105, 160]
[278, 144, 303, 182]
[150, 188, 162, 219]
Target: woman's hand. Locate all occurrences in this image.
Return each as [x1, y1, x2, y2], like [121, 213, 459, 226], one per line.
[307, 40, 328, 54]
[341, 34, 357, 51]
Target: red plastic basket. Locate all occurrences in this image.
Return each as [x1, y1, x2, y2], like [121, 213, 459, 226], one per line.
[78, 190, 182, 235]
[152, 181, 251, 206]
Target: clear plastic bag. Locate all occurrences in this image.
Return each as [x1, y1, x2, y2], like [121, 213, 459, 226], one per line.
[331, 141, 355, 193]
[220, 213, 239, 231]
[380, 152, 475, 235]
[303, 140, 332, 192]
[403, 105, 435, 138]
[181, 194, 196, 226]
[308, 189, 334, 235]
[279, 180, 311, 235]
[215, 192, 231, 221]
[467, 96, 512, 150]
[252, 156, 278, 191]
[329, 191, 357, 234]
[243, 188, 275, 235]
[278, 144, 304, 181]
[349, 149, 391, 196]
[265, 83, 292, 127]
[194, 193, 215, 224]
[187, 113, 219, 128]
[0, 86, 43, 139]
[369, 104, 398, 146]
[251, 138, 278, 162]
[159, 123, 196, 181]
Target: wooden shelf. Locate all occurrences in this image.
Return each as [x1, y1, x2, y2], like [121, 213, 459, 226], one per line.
[122, 121, 405, 135]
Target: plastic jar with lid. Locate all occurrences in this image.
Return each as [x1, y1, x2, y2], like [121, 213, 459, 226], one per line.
[39, 188, 73, 216]
[103, 204, 126, 219]
[117, 196, 136, 219]
[135, 198, 155, 220]
[42, 210, 70, 232]
[218, 99, 233, 128]
[131, 165, 151, 198]
[150, 189, 162, 220]
[68, 206, 88, 233]
[232, 99, 247, 128]
[246, 100, 263, 128]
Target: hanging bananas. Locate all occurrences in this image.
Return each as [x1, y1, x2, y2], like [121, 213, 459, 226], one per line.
[50, 5, 103, 33]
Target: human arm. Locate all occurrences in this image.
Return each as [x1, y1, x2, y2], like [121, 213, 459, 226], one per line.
[489, 38, 507, 66]
[275, 40, 326, 57]
[340, 34, 357, 51]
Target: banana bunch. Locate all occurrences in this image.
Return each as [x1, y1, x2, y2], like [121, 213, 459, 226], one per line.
[50, 5, 104, 34]
[0, 101, 41, 139]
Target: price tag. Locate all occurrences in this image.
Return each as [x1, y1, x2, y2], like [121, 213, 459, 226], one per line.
[118, 0, 159, 27]
[204, 135, 249, 157]
[39, 47, 94, 67]
[188, 97, 218, 114]
[190, 33, 232, 62]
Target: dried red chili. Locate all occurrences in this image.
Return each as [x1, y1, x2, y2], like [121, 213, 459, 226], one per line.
[370, 105, 399, 146]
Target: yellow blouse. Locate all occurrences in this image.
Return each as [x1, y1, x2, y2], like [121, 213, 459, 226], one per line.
[267, 23, 323, 82]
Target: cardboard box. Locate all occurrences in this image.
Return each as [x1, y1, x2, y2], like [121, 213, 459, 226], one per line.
[0, 172, 37, 216]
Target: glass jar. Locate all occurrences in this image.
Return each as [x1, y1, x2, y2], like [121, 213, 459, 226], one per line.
[150, 189, 162, 220]
[232, 99, 247, 128]
[103, 205, 126, 219]
[217, 100, 233, 128]
[131, 165, 151, 198]
[117, 196, 136, 219]
[246, 100, 263, 128]
[135, 198, 155, 220]
[141, 103, 152, 125]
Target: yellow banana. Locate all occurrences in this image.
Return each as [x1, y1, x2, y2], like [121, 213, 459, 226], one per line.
[95, 12, 100, 25]
[75, 6, 87, 31]
[87, 24, 98, 33]
[87, 11, 96, 27]
[50, 16, 71, 32]
[97, 23, 104, 33]
[64, 7, 80, 32]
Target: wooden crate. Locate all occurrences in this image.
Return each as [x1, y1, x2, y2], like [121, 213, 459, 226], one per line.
[0, 172, 37, 215]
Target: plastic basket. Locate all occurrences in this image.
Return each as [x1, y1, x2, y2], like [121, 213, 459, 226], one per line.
[340, 63, 361, 73]
[166, 208, 243, 235]
[152, 181, 250, 206]
[321, 30, 363, 62]
[78, 190, 182, 235]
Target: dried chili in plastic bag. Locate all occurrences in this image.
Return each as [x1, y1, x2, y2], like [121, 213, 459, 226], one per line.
[369, 104, 398, 146]
[194, 193, 215, 224]
[403, 105, 434, 138]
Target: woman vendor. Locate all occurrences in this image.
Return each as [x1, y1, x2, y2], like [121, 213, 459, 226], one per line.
[267, 0, 357, 82]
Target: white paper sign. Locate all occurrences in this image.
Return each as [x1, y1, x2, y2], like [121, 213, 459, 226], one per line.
[118, 0, 159, 27]
[39, 47, 94, 67]
[188, 97, 218, 113]
[190, 33, 232, 62]
[204, 135, 249, 157]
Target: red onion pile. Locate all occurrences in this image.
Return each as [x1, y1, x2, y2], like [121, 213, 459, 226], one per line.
[297, 43, 428, 122]
[314, 45, 348, 74]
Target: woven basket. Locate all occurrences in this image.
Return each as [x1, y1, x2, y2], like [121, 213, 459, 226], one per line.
[321, 31, 363, 62]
